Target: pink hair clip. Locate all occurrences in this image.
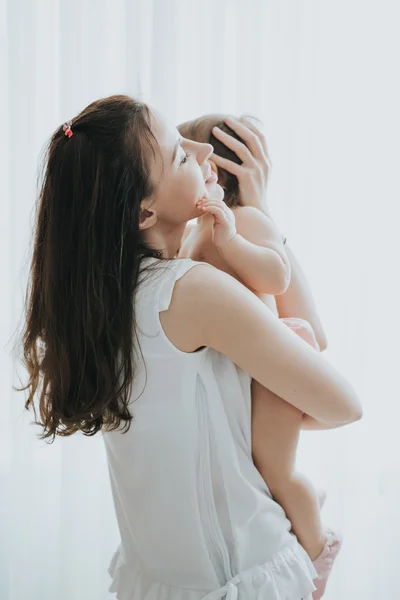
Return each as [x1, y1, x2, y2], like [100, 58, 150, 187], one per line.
[63, 120, 73, 138]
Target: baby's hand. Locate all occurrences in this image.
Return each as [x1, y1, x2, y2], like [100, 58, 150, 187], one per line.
[196, 196, 237, 250]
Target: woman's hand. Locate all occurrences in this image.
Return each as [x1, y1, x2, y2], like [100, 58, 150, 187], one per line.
[211, 116, 272, 211]
[196, 196, 237, 250]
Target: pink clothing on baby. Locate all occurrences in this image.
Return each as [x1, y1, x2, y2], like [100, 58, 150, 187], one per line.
[280, 317, 320, 351]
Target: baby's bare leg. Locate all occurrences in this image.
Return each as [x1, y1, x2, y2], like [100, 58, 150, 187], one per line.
[251, 378, 326, 560]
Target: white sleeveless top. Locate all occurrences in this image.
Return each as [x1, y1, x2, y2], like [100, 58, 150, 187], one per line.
[103, 257, 317, 600]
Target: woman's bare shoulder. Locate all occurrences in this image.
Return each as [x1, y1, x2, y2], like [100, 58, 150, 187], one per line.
[175, 261, 231, 294]
[165, 261, 250, 320]
[160, 262, 248, 352]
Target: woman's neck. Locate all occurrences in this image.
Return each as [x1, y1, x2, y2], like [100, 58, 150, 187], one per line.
[196, 213, 214, 232]
[143, 222, 187, 259]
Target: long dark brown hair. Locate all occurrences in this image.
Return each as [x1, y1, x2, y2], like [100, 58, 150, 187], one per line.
[15, 95, 161, 442]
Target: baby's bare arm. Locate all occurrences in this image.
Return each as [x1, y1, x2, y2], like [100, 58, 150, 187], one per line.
[217, 206, 291, 295]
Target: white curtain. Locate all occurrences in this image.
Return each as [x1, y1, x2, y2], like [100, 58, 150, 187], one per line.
[2, 1, 400, 598]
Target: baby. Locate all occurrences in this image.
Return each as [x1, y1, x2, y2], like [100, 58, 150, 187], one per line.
[178, 114, 342, 600]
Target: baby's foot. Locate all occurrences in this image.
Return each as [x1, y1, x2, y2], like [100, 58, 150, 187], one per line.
[312, 527, 343, 599]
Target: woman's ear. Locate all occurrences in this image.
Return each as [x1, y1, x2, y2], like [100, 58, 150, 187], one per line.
[139, 199, 158, 230]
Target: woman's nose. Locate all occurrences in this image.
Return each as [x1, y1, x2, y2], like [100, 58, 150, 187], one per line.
[197, 142, 213, 165]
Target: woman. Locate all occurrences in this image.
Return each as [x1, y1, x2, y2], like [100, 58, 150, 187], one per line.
[19, 95, 362, 600]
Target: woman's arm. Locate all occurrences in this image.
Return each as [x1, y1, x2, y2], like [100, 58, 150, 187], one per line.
[160, 265, 362, 428]
[217, 206, 291, 295]
[301, 414, 347, 430]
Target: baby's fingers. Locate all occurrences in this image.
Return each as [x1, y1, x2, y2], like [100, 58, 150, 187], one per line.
[199, 204, 226, 221]
[199, 199, 227, 210]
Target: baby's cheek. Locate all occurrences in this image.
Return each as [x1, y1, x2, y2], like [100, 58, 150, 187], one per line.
[209, 159, 218, 175]
[206, 183, 224, 202]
